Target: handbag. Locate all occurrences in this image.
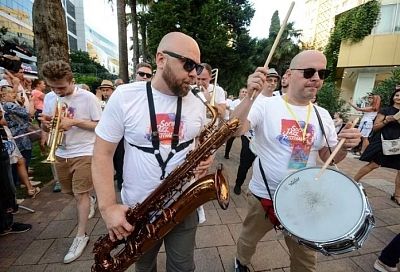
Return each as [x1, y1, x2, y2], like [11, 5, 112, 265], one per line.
[381, 134, 400, 155]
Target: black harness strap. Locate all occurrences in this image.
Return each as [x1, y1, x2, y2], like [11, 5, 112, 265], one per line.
[128, 82, 187, 180]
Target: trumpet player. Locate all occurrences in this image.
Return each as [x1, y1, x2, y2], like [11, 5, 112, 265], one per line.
[92, 32, 213, 272]
[40, 60, 102, 264]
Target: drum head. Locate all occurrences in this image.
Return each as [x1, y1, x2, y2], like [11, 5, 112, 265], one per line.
[274, 167, 365, 243]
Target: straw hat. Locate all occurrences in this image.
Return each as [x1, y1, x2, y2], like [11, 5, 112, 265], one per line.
[99, 79, 114, 89]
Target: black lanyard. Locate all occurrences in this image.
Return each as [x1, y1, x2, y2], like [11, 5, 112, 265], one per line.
[146, 81, 182, 179]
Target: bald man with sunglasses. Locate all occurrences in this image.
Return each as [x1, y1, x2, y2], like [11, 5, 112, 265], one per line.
[231, 50, 362, 272]
[92, 32, 212, 272]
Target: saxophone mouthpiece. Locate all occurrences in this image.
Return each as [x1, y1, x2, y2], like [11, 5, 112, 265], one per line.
[190, 86, 201, 96]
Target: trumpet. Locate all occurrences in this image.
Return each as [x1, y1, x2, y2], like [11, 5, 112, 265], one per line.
[42, 98, 67, 163]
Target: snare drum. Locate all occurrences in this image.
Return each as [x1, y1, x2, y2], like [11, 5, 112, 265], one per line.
[273, 167, 375, 256]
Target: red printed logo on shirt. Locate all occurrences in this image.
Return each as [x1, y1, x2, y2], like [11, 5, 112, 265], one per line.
[146, 113, 183, 144]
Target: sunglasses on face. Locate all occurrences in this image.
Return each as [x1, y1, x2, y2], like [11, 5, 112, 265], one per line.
[291, 68, 331, 80]
[137, 71, 152, 79]
[162, 51, 204, 75]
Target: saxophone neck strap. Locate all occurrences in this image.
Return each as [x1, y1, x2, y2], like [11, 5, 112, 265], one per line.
[145, 81, 182, 179]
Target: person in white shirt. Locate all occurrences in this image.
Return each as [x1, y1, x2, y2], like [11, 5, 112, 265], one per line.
[92, 32, 213, 271]
[196, 63, 226, 118]
[41, 60, 102, 264]
[231, 50, 362, 272]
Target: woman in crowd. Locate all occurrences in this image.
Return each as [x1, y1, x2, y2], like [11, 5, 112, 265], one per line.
[354, 87, 400, 205]
[348, 94, 381, 154]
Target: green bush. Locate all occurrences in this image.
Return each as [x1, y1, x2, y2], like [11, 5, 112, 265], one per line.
[372, 68, 400, 107]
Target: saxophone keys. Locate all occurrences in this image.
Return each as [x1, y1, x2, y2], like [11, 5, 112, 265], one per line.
[162, 208, 175, 221]
[146, 224, 155, 238]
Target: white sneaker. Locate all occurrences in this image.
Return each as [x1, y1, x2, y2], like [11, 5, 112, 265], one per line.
[63, 235, 89, 264]
[374, 259, 398, 272]
[88, 195, 97, 219]
[30, 180, 42, 186]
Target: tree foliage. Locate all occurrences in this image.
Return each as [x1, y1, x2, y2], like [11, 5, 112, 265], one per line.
[70, 50, 116, 90]
[144, 0, 255, 93]
[372, 68, 400, 107]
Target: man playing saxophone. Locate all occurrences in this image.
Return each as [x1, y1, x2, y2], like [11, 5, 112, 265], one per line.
[92, 32, 213, 272]
[40, 60, 102, 264]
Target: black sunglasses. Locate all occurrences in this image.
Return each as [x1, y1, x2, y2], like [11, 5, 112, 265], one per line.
[137, 71, 152, 79]
[291, 68, 331, 80]
[162, 51, 204, 75]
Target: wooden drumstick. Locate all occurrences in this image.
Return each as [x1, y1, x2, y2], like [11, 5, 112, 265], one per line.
[315, 117, 359, 180]
[250, 1, 295, 100]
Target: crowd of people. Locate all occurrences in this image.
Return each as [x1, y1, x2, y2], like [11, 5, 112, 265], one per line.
[0, 31, 399, 272]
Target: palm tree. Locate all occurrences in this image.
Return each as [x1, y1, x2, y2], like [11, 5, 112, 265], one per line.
[116, 0, 129, 82]
[128, 0, 139, 74]
[32, 0, 69, 74]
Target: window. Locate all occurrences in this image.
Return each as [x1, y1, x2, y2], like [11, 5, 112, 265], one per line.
[66, 0, 75, 18]
[67, 17, 76, 35]
[373, 3, 400, 34]
[68, 35, 78, 51]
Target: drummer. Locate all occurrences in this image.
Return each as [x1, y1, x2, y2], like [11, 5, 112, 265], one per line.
[230, 50, 362, 272]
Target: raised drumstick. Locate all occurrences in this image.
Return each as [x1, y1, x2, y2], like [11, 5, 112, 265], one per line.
[251, 1, 295, 100]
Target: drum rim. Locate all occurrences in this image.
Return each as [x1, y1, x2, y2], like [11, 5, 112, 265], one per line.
[273, 166, 367, 243]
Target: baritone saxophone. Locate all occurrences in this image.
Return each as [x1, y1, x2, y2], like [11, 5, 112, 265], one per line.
[91, 86, 240, 272]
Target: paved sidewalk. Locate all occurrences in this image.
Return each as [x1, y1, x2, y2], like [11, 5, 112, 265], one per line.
[1, 140, 399, 272]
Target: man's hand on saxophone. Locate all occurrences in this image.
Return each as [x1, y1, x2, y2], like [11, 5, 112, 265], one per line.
[193, 154, 214, 179]
[102, 204, 134, 242]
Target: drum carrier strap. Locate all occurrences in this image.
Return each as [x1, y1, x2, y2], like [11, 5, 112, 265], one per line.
[313, 105, 334, 165]
[129, 81, 193, 180]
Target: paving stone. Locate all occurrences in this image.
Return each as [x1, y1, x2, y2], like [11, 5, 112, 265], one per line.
[374, 208, 400, 225]
[14, 239, 54, 265]
[69, 218, 99, 237]
[369, 196, 400, 210]
[370, 226, 397, 245]
[39, 237, 89, 264]
[217, 208, 242, 224]
[196, 225, 235, 248]
[251, 240, 290, 271]
[387, 224, 400, 233]
[201, 209, 222, 226]
[194, 247, 224, 272]
[91, 218, 107, 236]
[8, 264, 47, 272]
[37, 220, 77, 239]
[351, 253, 378, 272]
[357, 231, 386, 254]
[316, 258, 362, 271]
[218, 245, 256, 272]
[44, 260, 93, 271]
[54, 202, 77, 220]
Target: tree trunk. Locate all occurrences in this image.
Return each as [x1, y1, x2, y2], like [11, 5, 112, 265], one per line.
[117, 0, 129, 83]
[32, 0, 69, 76]
[139, 16, 148, 62]
[129, 0, 140, 74]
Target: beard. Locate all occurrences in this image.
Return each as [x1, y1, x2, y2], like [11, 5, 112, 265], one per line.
[162, 63, 190, 97]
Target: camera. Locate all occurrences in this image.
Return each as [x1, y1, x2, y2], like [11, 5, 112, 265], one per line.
[0, 40, 32, 73]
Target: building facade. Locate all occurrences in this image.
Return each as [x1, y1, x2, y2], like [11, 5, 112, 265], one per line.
[0, 0, 118, 75]
[337, 0, 400, 107]
[303, 0, 369, 49]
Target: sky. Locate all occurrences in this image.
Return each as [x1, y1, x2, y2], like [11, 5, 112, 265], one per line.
[84, 0, 306, 46]
[249, 0, 306, 39]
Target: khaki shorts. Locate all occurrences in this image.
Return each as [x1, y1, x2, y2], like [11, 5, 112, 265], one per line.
[55, 156, 93, 194]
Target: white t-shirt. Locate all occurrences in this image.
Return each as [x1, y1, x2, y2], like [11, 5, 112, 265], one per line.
[43, 88, 102, 158]
[95, 81, 207, 206]
[248, 96, 338, 200]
